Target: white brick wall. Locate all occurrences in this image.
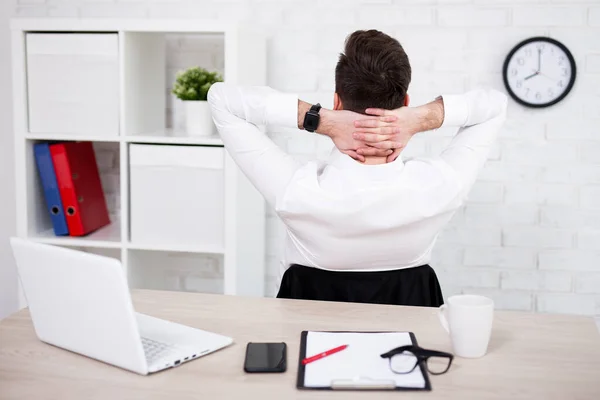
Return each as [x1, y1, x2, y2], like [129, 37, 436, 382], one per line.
[513, 6, 586, 27]
[16, 0, 600, 317]
[581, 186, 600, 210]
[577, 230, 600, 250]
[437, 7, 509, 27]
[589, 7, 600, 27]
[503, 227, 574, 249]
[464, 247, 537, 269]
[539, 250, 600, 271]
[501, 270, 572, 292]
[574, 273, 600, 294]
[537, 293, 598, 315]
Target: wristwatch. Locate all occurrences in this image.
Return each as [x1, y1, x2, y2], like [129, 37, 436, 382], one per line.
[302, 103, 321, 133]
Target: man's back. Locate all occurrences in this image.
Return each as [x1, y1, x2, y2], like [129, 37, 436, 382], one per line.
[278, 151, 464, 271]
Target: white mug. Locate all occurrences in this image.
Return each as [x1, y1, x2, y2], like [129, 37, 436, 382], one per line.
[438, 294, 494, 358]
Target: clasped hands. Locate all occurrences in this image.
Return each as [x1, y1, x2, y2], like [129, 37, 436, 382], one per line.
[325, 106, 422, 163]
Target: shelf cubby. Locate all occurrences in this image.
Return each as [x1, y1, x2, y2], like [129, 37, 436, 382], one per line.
[12, 19, 267, 303]
[127, 249, 224, 294]
[24, 140, 121, 247]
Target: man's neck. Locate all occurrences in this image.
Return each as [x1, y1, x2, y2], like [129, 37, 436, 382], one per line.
[361, 156, 389, 165]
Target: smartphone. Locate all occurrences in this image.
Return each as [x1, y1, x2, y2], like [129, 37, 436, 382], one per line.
[244, 342, 287, 373]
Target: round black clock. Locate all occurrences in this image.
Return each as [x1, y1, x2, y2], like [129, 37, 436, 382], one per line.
[502, 37, 576, 108]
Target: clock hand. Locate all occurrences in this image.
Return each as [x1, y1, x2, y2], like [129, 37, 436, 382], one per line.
[538, 48, 541, 72]
[538, 71, 558, 82]
[524, 71, 538, 80]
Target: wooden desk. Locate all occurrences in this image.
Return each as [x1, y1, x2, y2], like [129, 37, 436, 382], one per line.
[1, 290, 599, 399]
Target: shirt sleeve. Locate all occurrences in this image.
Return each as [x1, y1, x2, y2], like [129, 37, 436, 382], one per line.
[438, 89, 508, 195]
[207, 82, 302, 207]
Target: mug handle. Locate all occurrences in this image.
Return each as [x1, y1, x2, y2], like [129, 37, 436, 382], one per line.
[438, 304, 450, 333]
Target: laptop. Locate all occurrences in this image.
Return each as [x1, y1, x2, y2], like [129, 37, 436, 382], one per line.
[9, 237, 233, 375]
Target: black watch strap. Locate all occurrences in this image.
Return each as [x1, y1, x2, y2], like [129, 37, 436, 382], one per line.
[303, 103, 321, 133]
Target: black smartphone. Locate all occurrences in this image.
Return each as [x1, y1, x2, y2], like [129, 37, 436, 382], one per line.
[243, 342, 287, 373]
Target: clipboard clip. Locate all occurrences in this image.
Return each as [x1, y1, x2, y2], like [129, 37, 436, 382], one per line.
[331, 376, 396, 390]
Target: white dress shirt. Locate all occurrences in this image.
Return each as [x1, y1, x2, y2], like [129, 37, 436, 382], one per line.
[208, 83, 507, 287]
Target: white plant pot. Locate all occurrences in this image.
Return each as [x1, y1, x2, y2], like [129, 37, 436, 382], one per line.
[184, 100, 214, 136]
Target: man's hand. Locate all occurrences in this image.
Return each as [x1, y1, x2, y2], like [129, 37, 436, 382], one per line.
[298, 100, 402, 162]
[353, 98, 445, 162]
[319, 108, 400, 162]
[353, 107, 422, 162]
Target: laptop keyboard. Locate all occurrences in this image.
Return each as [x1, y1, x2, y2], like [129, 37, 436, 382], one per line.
[141, 337, 179, 366]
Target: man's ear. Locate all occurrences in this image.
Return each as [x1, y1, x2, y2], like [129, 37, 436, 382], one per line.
[333, 93, 343, 110]
[403, 94, 410, 107]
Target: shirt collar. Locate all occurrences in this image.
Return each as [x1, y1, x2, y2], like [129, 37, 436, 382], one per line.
[327, 148, 405, 180]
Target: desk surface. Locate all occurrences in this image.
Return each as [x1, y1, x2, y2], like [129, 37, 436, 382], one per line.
[1, 290, 600, 399]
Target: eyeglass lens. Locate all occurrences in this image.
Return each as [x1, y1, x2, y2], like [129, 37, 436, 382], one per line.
[390, 351, 418, 373]
[390, 351, 451, 375]
[426, 356, 451, 374]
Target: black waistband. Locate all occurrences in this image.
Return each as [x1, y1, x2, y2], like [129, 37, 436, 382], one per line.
[289, 263, 432, 275]
[278, 264, 443, 307]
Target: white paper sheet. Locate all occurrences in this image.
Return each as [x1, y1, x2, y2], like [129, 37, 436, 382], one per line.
[303, 331, 426, 389]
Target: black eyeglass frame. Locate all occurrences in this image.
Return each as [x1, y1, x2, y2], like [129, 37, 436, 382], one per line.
[380, 345, 454, 375]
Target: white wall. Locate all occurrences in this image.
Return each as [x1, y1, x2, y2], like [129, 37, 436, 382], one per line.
[0, 0, 17, 320]
[7, 0, 600, 317]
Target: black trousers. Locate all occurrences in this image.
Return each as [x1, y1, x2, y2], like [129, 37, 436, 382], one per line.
[276, 264, 444, 307]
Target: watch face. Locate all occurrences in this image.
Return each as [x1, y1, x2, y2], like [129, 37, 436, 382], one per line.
[305, 115, 318, 131]
[503, 37, 576, 108]
[303, 108, 320, 132]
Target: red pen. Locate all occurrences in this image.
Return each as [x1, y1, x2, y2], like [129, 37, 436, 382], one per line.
[302, 344, 349, 365]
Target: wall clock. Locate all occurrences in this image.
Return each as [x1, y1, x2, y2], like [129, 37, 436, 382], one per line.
[502, 37, 576, 108]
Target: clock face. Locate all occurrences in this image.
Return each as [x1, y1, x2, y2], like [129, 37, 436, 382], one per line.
[503, 37, 576, 108]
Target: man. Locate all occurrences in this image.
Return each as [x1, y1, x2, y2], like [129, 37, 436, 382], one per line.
[208, 29, 507, 307]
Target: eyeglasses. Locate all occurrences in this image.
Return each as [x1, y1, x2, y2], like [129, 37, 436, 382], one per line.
[380, 345, 454, 375]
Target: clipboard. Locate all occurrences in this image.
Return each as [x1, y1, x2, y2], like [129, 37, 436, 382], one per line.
[296, 331, 432, 391]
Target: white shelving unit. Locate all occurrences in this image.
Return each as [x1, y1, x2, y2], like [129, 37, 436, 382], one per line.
[11, 19, 267, 305]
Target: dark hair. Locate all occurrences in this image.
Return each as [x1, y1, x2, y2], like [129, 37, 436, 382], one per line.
[335, 30, 411, 114]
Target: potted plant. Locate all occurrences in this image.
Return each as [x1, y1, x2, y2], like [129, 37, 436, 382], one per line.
[172, 66, 223, 136]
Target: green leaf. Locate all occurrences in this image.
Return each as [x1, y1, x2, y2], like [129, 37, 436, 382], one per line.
[172, 66, 223, 101]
